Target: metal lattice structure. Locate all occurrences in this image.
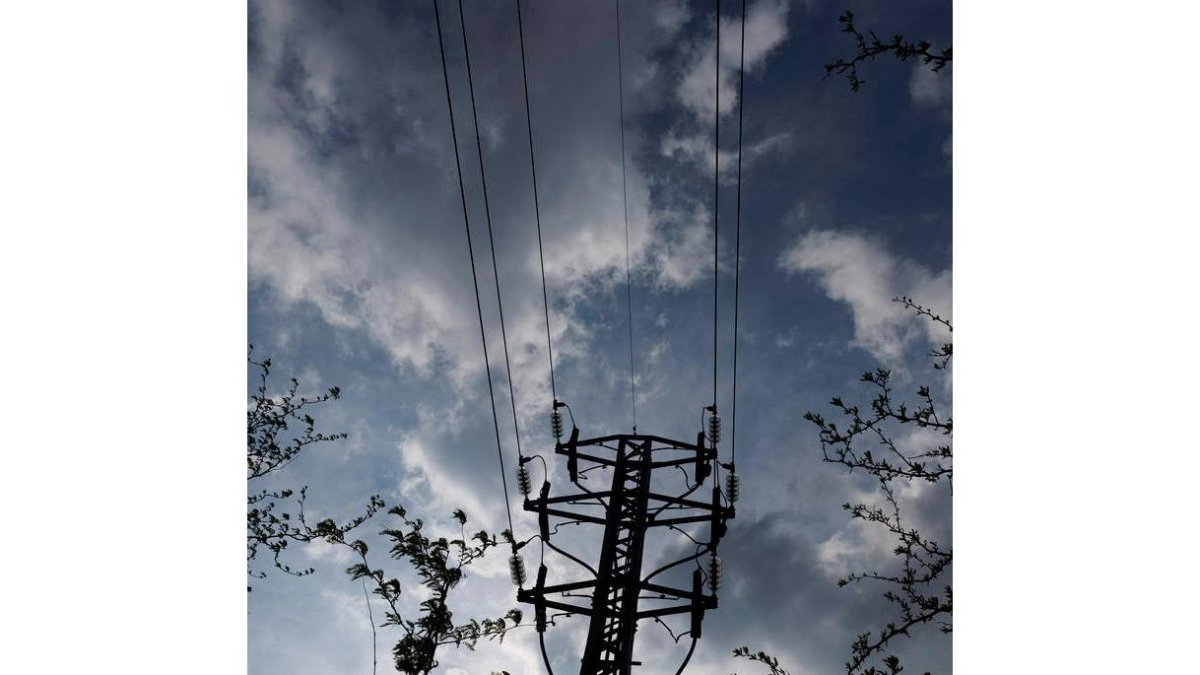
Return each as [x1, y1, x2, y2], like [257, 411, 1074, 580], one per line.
[518, 426, 735, 675]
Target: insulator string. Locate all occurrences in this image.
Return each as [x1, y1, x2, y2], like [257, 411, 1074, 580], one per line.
[514, 0, 558, 406]
[432, 0, 515, 539]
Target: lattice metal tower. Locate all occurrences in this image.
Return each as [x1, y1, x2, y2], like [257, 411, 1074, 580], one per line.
[517, 418, 735, 675]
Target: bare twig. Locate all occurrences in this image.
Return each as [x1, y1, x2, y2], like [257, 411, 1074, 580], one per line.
[824, 11, 951, 92]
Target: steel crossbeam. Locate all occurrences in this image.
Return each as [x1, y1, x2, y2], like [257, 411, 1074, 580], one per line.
[518, 431, 734, 675]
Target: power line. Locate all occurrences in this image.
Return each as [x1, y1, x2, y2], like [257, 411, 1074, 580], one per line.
[514, 0, 558, 406]
[458, 0, 528, 498]
[712, 0, 721, 415]
[431, 0, 515, 539]
[507, 6, 740, 667]
[731, 0, 746, 470]
[615, 0, 638, 434]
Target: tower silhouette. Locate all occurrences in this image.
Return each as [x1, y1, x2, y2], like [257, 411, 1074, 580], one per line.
[518, 423, 734, 675]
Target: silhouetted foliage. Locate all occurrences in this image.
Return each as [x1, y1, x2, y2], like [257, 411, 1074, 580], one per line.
[247, 348, 524, 672]
[736, 299, 951, 675]
[341, 506, 522, 675]
[824, 11, 951, 91]
[731, 646, 792, 675]
[807, 298, 952, 675]
[247, 347, 382, 587]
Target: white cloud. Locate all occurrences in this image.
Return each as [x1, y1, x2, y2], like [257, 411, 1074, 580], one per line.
[246, 24, 766, 648]
[651, 211, 712, 290]
[248, 0, 710, 415]
[395, 435, 493, 530]
[661, 130, 792, 179]
[248, 7, 486, 383]
[537, 153, 654, 291]
[779, 229, 951, 365]
[652, 0, 690, 34]
[909, 63, 952, 110]
[644, 339, 669, 366]
[662, 1, 792, 187]
[677, 0, 791, 122]
[249, 0, 751, 434]
[785, 200, 818, 228]
[909, 64, 951, 166]
[816, 525, 895, 581]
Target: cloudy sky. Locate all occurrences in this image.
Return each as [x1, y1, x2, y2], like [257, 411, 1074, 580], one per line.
[247, 1, 951, 673]
[11, 2, 1200, 675]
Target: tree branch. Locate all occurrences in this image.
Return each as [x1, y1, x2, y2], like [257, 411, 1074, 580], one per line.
[803, 299, 953, 674]
[824, 11, 951, 92]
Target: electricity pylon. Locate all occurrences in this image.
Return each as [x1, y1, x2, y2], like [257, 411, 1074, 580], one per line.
[515, 412, 735, 675]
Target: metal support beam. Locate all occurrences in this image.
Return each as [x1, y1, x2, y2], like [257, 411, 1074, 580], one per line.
[519, 431, 734, 675]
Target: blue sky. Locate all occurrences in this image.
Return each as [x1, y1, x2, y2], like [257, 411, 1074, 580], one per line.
[247, 1, 951, 673]
[9, 2, 1200, 674]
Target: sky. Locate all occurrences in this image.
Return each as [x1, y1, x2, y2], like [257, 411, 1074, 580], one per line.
[247, 1, 952, 674]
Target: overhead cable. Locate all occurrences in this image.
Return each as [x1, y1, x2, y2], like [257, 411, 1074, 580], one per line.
[615, 0, 638, 433]
[432, 0, 516, 539]
[458, 0, 527, 475]
[514, 0, 558, 406]
[731, 0, 746, 469]
[711, 0, 721, 416]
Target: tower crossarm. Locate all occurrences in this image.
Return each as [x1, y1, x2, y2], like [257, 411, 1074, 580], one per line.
[518, 431, 734, 675]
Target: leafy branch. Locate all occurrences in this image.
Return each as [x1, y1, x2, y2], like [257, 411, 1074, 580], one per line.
[247, 485, 384, 583]
[342, 506, 524, 675]
[824, 11, 951, 92]
[246, 346, 380, 587]
[246, 349, 528, 672]
[732, 646, 792, 675]
[247, 347, 347, 480]
[803, 366, 952, 486]
[803, 298, 953, 675]
[896, 296, 952, 370]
